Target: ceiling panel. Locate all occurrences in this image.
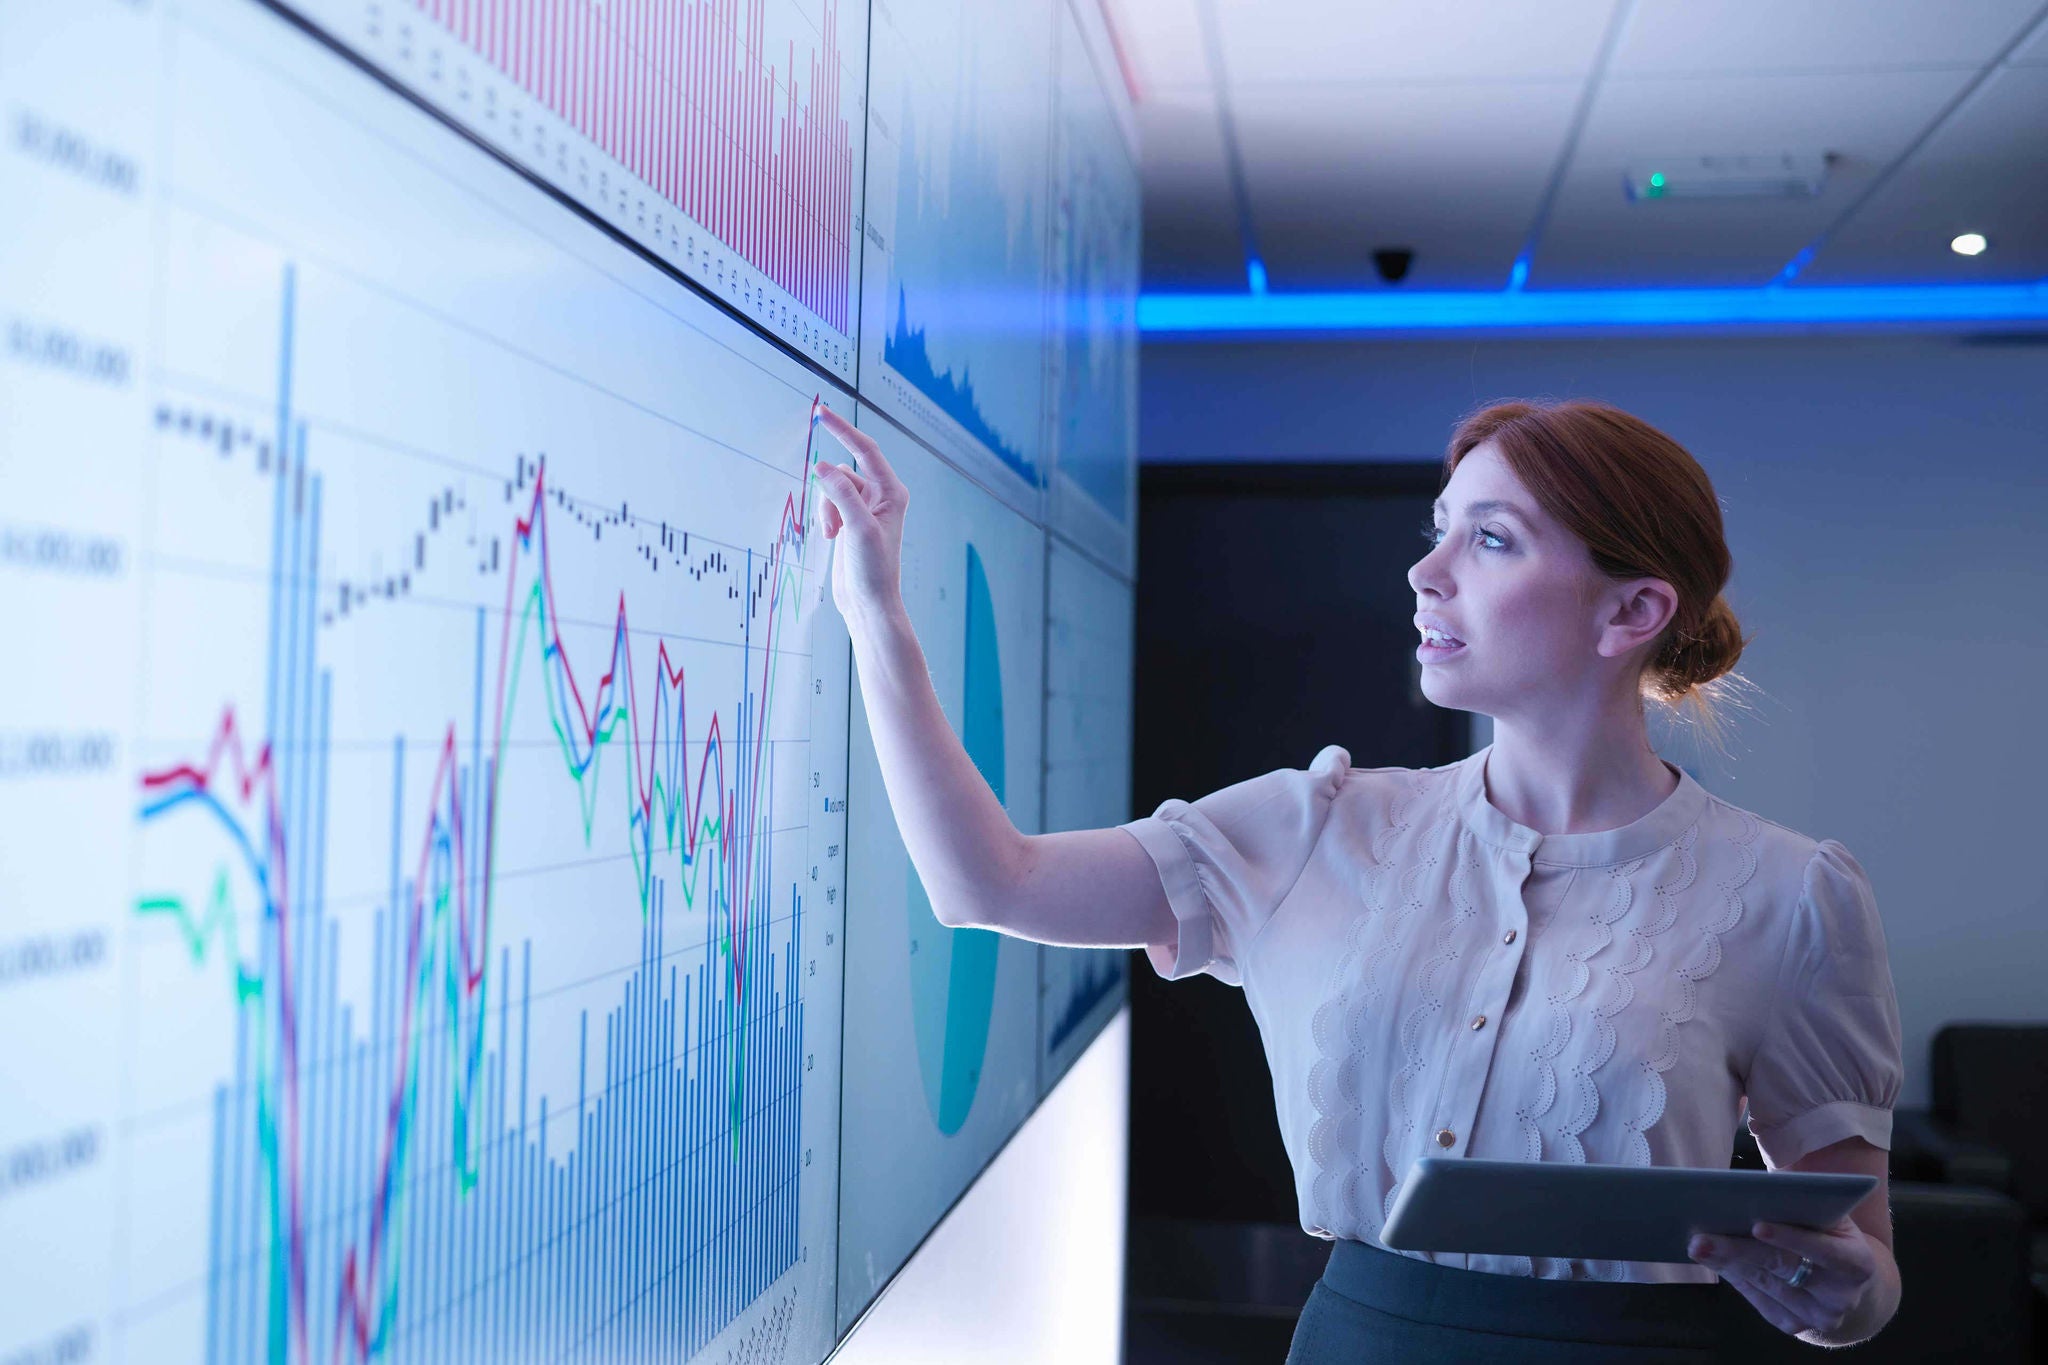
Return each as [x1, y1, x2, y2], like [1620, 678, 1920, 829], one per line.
[1136, 86, 1233, 202]
[1107, 0, 1211, 92]
[1531, 67, 1974, 287]
[1613, 0, 2043, 75]
[1208, 0, 1619, 87]
[1798, 64, 2048, 284]
[1232, 81, 1582, 289]
[2009, 9, 2048, 63]
[1136, 91, 1249, 288]
[1125, 0, 2046, 294]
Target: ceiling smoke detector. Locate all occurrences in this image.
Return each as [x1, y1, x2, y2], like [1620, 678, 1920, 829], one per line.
[1624, 153, 1833, 202]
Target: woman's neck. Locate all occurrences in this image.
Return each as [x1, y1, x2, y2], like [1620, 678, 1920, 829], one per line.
[1482, 711, 1678, 837]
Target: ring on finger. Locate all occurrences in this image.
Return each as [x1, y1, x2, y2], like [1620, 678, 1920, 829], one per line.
[1781, 1255, 1815, 1290]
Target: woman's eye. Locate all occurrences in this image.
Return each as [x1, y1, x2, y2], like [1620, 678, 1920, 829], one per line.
[1418, 521, 1508, 551]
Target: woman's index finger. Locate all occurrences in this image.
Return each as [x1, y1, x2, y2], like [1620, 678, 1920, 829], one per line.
[814, 403, 867, 449]
[815, 405, 899, 490]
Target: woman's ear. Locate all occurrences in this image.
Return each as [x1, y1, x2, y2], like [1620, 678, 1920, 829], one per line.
[1598, 577, 1679, 660]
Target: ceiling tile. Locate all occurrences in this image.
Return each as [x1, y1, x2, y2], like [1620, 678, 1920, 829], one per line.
[1531, 67, 1975, 287]
[1613, 0, 2043, 75]
[1136, 86, 1231, 200]
[2009, 9, 2048, 64]
[1106, 0, 1212, 93]
[1798, 64, 2048, 283]
[1231, 81, 1581, 289]
[1209, 0, 1619, 87]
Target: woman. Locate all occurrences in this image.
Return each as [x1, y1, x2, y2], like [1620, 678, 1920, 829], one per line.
[810, 398, 1904, 1361]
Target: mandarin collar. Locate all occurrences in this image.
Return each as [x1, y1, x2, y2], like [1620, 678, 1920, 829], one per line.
[1453, 744, 1709, 867]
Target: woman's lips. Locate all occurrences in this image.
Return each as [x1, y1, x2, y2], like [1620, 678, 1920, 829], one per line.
[1417, 637, 1467, 661]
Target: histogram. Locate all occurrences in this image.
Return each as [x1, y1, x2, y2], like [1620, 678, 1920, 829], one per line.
[858, 0, 1055, 510]
[288, 0, 867, 378]
[1045, 0, 1140, 574]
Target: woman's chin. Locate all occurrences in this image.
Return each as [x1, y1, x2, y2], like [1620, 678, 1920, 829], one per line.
[1418, 673, 1464, 709]
[1419, 671, 1493, 717]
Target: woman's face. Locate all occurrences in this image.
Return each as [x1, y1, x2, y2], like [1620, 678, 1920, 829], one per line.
[1406, 442, 1670, 721]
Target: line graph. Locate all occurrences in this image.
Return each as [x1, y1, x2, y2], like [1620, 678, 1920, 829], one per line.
[134, 262, 838, 1362]
[286, 0, 865, 377]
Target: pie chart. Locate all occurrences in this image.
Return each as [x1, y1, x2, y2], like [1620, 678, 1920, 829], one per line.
[906, 542, 1005, 1134]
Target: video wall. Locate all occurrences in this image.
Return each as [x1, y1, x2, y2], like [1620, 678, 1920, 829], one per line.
[0, 0, 1139, 1360]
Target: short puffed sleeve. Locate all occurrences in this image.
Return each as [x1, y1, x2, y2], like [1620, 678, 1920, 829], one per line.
[1118, 744, 1349, 987]
[1743, 839, 1904, 1169]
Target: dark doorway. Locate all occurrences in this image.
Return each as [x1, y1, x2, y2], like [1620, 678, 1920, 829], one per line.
[1124, 461, 1477, 1362]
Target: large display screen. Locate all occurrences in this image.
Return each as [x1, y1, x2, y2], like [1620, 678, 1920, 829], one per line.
[857, 0, 1056, 514]
[834, 406, 1048, 1334]
[0, 0, 1137, 1360]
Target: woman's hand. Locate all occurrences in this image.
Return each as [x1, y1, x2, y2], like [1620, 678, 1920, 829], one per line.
[1688, 1215, 1889, 1344]
[811, 405, 908, 627]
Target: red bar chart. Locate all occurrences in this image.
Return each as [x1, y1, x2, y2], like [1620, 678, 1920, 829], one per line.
[302, 0, 866, 375]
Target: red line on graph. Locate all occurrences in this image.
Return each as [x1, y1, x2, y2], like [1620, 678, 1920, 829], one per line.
[145, 399, 830, 1363]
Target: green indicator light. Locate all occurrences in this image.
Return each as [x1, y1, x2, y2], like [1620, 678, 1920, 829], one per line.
[1650, 172, 1666, 187]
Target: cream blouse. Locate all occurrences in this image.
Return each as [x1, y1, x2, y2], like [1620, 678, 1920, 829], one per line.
[1119, 744, 1903, 1283]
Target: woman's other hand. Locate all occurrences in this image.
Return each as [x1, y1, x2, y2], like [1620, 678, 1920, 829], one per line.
[1688, 1214, 1889, 1345]
[812, 405, 907, 627]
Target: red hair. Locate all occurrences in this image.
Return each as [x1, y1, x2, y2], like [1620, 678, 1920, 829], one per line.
[1445, 399, 1752, 739]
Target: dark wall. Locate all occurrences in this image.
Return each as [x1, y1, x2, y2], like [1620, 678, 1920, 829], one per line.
[1127, 462, 1476, 1225]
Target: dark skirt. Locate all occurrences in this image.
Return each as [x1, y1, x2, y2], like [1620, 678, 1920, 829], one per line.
[1286, 1238, 1751, 1364]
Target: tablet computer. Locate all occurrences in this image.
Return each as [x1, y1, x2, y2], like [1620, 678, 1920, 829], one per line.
[1379, 1157, 1876, 1265]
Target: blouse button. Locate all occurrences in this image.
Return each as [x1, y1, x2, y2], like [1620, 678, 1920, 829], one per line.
[1503, 929, 1517, 945]
[1471, 1015, 1487, 1030]
[1435, 1128, 1456, 1148]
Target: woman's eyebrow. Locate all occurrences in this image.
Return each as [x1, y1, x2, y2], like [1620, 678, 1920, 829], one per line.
[1431, 498, 1531, 523]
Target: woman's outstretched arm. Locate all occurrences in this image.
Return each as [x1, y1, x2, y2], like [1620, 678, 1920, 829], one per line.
[812, 407, 1173, 950]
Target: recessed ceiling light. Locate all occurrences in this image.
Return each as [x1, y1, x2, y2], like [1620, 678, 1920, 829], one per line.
[1951, 232, 1989, 257]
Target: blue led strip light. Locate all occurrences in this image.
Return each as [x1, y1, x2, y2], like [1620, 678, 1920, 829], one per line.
[1139, 282, 2048, 334]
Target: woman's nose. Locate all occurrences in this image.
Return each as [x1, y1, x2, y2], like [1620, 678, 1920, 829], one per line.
[1408, 545, 1448, 599]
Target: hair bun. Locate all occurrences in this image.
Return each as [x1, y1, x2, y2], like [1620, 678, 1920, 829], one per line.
[1652, 595, 1746, 698]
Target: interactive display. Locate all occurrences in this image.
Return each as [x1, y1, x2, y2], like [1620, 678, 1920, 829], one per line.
[834, 406, 1047, 1333]
[1039, 540, 1135, 1093]
[0, 0, 1138, 1360]
[6, 4, 847, 1358]
[858, 0, 1057, 513]
[287, 0, 869, 381]
[1045, 0, 1141, 576]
